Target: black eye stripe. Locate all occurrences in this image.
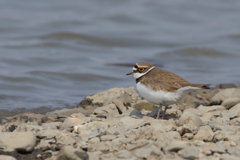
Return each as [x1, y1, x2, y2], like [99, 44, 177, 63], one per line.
[134, 65, 138, 68]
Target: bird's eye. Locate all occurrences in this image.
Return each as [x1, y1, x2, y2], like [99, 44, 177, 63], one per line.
[138, 67, 144, 72]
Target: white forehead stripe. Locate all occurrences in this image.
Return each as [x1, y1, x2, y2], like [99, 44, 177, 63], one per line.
[137, 66, 148, 68]
[133, 67, 137, 71]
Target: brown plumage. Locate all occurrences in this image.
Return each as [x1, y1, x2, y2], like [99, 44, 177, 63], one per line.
[127, 62, 211, 119]
[136, 67, 210, 92]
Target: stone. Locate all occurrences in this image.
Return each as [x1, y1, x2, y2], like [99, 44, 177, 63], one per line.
[37, 139, 54, 150]
[220, 113, 237, 119]
[115, 150, 132, 158]
[178, 111, 202, 128]
[119, 117, 145, 129]
[200, 117, 210, 126]
[221, 98, 240, 109]
[229, 103, 240, 115]
[78, 87, 141, 108]
[182, 133, 193, 140]
[60, 116, 85, 130]
[42, 122, 59, 130]
[73, 121, 108, 141]
[57, 146, 88, 160]
[88, 141, 121, 152]
[177, 95, 205, 110]
[213, 132, 225, 142]
[148, 106, 160, 118]
[0, 155, 16, 160]
[14, 113, 43, 125]
[210, 142, 227, 154]
[229, 117, 240, 126]
[200, 148, 212, 156]
[166, 141, 189, 152]
[132, 100, 155, 111]
[181, 147, 199, 159]
[201, 112, 214, 120]
[167, 108, 182, 118]
[185, 108, 204, 116]
[209, 111, 221, 117]
[152, 119, 175, 132]
[88, 137, 100, 144]
[36, 129, 62, 139]
[211, 88, 240, 104]
[215, 117, 230, 126]
[208, 121, 224, 131]
[0, 132, 36, 152]
[106, 126, 125, 136]
[112, 137, 134, 145]
[224, 131, 240, 142]
[192, 140, 205, 147]
[93, 104, 119, 117]
[9, 123, 43, 133]
[126, 139, 149, 151]
[214, 83, 238, 89]
[0, 118, 10, 125]
[99, 153, 116, 160]
[168, 131, 181, 140]
[125, 125, 154, 140]
[142, 116, 155, 124]
[88, 151, 101, 160]
[197, 105, 225, 113]
[221, 155, 240, 160]
[100, 135, 116, 141]
[135, 145, 162, 159]
[45, 107, 93, 119]
[113, 99, 127, 114]
[129, 109, 144, 118]
[54, 132, 77, 146]
[194, 125, 213, 142]
[182, 123, 199, 135]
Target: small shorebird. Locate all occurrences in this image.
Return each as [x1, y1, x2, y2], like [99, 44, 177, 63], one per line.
[127, 62, 210, 119]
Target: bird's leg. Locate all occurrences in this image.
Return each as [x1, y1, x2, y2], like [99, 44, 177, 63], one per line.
[156, 105, 162, 119]
[162, 106, 168, 119]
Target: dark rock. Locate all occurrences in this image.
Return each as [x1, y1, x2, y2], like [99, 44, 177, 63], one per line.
[214, 83, 238, 89]
[0, 117, 10, 125]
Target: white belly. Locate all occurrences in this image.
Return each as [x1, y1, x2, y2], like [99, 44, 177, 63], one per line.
[136, 82, 200, 106]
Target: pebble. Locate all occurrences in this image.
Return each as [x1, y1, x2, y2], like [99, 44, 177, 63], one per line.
[181, 147, 199, 159]
[0, 132, 36, 152]
[178, 111, 202, 128]
[229, 103, 240, 115]
[221, 98, 240, 109]
[166, 141, 189, 152]
[194, 125, 214, 142]
[0, 155, 16, 160]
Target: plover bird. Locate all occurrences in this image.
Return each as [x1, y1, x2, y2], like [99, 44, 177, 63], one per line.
[127, 62, 210, 119]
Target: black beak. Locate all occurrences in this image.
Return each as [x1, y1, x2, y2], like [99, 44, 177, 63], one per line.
[126, 71, 133, 75]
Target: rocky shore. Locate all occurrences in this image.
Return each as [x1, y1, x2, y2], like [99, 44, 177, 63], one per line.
[1, 84, 240, 160]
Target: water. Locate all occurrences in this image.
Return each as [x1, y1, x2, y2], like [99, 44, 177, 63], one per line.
[1, 0, 240, 117]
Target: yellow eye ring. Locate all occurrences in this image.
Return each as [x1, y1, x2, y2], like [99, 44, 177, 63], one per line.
[138, 67, 145, 72]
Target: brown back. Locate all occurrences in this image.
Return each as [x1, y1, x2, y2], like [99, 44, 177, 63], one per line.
[137, 68, 210, 92]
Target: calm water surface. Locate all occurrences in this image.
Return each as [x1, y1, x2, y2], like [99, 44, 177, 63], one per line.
[1, 0, 240, 117]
